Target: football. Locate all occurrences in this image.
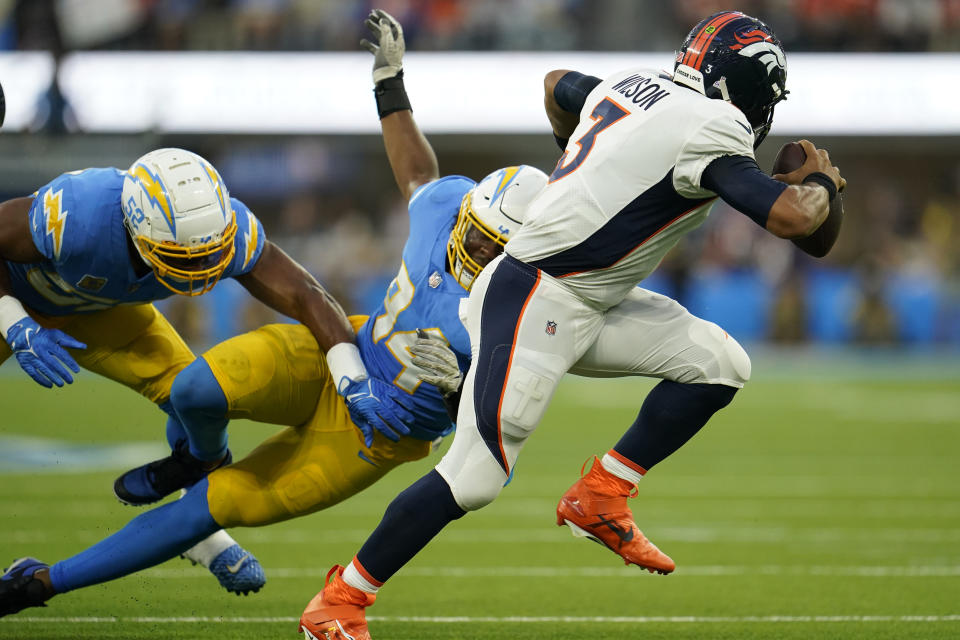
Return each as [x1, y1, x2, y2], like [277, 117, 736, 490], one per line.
[771, 141, 843, 258]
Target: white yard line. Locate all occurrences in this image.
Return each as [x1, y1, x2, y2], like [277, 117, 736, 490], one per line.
[139, 565, 960, 578]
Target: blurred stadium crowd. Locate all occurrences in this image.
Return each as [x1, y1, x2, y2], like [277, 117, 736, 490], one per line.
[3, 0, 960, 53]
[0, 0, 958, 349]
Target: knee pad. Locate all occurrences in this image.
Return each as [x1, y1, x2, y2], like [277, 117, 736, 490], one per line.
[437, 456, 506, 512]
[169, 358, 228, 420]
[721, 334, 752, 386]
[685, 321, 752, 387]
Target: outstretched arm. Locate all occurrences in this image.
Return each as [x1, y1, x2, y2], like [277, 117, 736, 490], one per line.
[238, 241, 413, 445]
[362, 9, 439, 201]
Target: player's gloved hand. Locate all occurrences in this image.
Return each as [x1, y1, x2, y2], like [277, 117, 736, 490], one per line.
[1, 309, 86, 388]
[360, 9, 405, 84]
[340, 376, 414, 448]
[411, 329, 462, 398]
[326, 341, 413, 448]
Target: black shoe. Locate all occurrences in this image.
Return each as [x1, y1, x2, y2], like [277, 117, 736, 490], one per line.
[0, 557, 50, 618]
[113, 440, 232, 506]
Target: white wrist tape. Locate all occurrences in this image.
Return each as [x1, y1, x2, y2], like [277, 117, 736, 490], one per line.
[326, 342, 369, 395]
[0, 296, 29, 341]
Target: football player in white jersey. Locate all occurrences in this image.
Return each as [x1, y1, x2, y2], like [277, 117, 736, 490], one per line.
[300, 10, 845, 639]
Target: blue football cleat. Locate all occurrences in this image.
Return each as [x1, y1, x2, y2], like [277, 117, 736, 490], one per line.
[207, 544, 265, 596]
[0, 557, 51, 617]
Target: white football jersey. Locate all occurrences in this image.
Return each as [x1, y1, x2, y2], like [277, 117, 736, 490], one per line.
[506, 66, 756, 309]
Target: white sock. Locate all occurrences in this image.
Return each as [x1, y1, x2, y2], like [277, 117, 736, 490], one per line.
[342, 560, 380, 594]
[601, 452, 645, 486]
[182, 529, 237, 568]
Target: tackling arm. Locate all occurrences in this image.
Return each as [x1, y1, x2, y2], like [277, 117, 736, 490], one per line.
[0, 196, 86, 387]
[0, 198, 36, 300]
[236, 240, 354, 351]
[0, 197, 44, 265]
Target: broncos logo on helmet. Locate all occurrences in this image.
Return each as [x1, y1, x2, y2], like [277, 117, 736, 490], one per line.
[674, 11, 788, 148]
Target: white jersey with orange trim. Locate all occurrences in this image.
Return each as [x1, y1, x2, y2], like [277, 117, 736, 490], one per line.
[505, 66, 755, 309]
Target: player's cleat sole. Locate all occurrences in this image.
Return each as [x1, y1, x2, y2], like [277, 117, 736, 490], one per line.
[299, 565, 374, 640]
[208, 544, 266, 596]
[114, 441, 232, 506]
[559, 518, 672, 575]
[0, 557, 51, 618]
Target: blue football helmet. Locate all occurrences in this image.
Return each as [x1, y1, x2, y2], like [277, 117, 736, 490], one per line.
[673, 11, 788, 148]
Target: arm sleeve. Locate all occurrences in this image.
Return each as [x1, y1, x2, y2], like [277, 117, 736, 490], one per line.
[700, 155, 788, 228]
[553, 71, 603, 115]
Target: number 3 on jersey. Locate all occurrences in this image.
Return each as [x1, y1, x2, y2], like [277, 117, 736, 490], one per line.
[550, 98, 630, 183]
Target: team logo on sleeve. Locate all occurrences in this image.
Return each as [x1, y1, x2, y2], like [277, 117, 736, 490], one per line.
[43, 189, 68, 259]
[545, 320, 558, 336]
[242, 210, 258, 269]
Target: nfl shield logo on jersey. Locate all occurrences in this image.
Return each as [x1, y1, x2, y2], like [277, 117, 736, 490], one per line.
[545, 320, 557, 336]
[428, 271, 442, 288]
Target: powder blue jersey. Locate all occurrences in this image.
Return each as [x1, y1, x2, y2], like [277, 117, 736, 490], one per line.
[356, 176, 475, 440]
[5, 168, 265, 316]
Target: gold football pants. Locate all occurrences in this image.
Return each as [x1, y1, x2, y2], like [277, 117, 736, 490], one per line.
[202, 320, 431, 528]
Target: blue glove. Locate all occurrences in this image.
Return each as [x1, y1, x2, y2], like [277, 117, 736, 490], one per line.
[340, 376, 414, 448]
[5, 317, 86, 388]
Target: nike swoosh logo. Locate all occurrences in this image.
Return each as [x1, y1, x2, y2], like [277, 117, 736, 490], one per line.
[23, 328, 34, 343]
[735, 120, 752, 134]
[226, 554, 250, 574]
[345, 393, 365, 403]
[590, 515, 634, 544]
[357, 450, 379, 467]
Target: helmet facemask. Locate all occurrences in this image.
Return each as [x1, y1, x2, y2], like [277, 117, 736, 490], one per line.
[130, 224, 237, 296]
[447, 190, 509, 291]
[446, 165, 549, 291]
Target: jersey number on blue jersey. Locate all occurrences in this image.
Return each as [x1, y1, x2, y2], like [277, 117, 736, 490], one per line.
[373, 261, 446, 394]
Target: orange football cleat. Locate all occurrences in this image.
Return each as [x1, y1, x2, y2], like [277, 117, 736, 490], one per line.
[556, 456, 675, 575]
[299, 565, 376, 640]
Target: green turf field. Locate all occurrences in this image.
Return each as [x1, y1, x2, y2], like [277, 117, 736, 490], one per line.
[1, 353, 958, 639]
